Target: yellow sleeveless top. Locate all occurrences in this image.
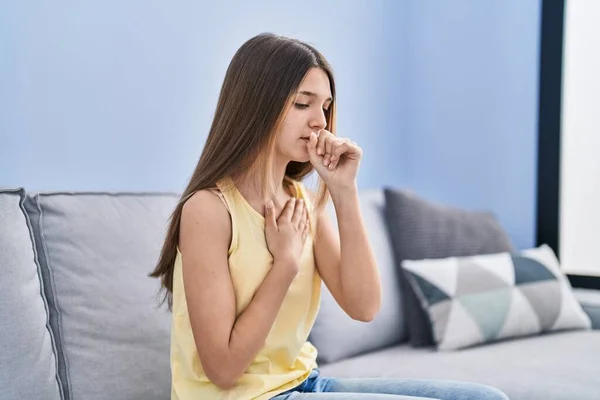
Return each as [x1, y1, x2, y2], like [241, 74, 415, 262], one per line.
[170, 176, 322, 400]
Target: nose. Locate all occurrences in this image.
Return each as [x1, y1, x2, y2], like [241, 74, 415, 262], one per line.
[309, 108, 327, 131]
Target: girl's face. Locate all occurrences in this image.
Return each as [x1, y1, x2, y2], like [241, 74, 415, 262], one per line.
[275, 67, 333, 163]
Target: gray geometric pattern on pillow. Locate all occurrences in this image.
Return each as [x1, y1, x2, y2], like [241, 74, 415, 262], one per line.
[383, 188, 514, 347]
[402, 245, 592, 351]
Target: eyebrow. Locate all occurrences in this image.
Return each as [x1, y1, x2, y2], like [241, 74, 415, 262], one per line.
[298, 91, 333, 102]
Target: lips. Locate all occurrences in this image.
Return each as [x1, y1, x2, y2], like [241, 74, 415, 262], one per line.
[300, 137, 310, 142]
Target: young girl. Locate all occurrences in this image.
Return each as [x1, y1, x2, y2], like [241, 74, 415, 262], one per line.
[150, 33, 509, 400]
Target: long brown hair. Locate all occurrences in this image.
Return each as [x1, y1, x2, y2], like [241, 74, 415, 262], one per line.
[149, 33, 336, 310]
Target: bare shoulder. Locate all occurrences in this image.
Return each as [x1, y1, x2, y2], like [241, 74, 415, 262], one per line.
[180, 189, 231, 252]
[182, 188, 227, 215]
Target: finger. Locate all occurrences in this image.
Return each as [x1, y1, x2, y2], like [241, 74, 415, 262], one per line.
[334, 140, 362, 162]
[330, 140, 348, 162]
[328, 141, 341, 169]
[307, 131, 320, 164]
[308, 132, 329, 174]
[264, 201, 278, 232]
[298, 214, 306, 233]
[304, 208, 310, 233]
[322, 135, 332, 165]
[291, 198, 304, 227]
[317, 130, 328, 156]
[322, 136, 333, 167]
[329, 141, 350, 169]
[302, 219, 309, 243]
[299, 207, 308, 229]
[278, 198, 296, 222]
[325, 134, 334, 157]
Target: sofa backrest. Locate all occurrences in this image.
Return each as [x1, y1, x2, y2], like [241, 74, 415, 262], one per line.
[24, 191, 179, 400]
[0, 189, 63, 400]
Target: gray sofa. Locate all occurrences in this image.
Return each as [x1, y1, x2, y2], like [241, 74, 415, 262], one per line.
[1, 187, 599, 400]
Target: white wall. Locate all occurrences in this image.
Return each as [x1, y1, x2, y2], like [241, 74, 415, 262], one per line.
[560, 1, 600, 274]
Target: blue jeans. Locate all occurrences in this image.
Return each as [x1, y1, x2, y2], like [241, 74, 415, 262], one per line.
[271, 369, 509, 400]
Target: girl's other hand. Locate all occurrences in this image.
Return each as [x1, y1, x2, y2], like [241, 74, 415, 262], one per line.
[264, 198, 309, 276]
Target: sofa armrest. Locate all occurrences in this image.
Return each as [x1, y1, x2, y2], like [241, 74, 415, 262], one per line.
[573, 288, 600, 330]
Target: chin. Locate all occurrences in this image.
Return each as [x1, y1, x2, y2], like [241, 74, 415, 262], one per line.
[294, 150, 311, 163]
[285, 146, 310, 163]
[290, 156, 310, 164]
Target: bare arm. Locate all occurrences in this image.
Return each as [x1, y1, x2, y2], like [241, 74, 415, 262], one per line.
[313, 187, 381, 322]
[307, 129, 381, 322]
[179, 191, 298, 389]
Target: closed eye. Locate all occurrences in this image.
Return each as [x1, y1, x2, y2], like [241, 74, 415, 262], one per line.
[295, 103, 330, 112]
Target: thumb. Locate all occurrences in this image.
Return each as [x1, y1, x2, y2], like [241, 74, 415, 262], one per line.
[264, 201, 277, 231]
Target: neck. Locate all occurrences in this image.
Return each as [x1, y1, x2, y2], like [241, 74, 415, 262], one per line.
[236, 155, 290, 202]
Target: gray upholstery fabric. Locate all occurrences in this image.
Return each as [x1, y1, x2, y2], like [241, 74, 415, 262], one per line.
[574, 288, 600, 329]
[319, 330, 600, 400]
[0, 189, 62, 400]
[309, 190, 407, 364]
[25, 192, 179, 400]
[383, 188, 514, 347]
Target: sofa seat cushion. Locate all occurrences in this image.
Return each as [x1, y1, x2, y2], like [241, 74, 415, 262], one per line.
[0, 189, 63, 400]
[25, 192, 179, 400]
[319, 330, 600, 400]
